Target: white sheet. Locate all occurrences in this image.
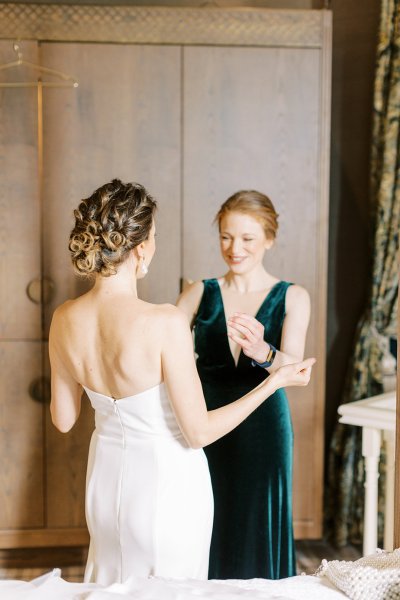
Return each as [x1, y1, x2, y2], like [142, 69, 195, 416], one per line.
[0, 569, 348, 599]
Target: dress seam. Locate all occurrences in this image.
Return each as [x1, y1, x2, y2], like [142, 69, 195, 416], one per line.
[113, 403, 126, 582]
[152, 439, 161, 576]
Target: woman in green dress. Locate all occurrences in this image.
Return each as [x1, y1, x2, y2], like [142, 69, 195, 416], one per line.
[177, 190, 311, 580]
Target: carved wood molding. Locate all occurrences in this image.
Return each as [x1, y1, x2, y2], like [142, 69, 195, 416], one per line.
[0, 3, 325, 47]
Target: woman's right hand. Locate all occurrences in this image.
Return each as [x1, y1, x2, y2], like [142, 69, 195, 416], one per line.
[269, 358, 316, 391]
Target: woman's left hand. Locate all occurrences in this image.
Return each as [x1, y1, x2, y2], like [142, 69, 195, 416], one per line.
[227, 313, 270, 363]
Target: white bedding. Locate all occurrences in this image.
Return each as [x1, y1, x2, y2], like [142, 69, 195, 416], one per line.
[0, 569, 347, 599]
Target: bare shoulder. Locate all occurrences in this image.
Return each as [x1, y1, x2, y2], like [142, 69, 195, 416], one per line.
[50, 299, 75, 328]
[145, 304, 192, 352]
[48, 301, 74, 357]
[176, 280, 204, 314]
[286, 284, 311, 312]
[150, 302, 191, 330]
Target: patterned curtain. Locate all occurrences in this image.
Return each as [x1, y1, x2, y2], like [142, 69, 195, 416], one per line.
[326, 0, 400, 546]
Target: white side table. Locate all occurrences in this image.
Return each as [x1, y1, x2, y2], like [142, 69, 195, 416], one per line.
[337, 391, 396, 556]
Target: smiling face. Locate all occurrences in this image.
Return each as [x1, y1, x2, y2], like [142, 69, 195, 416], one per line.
[219, 211, 273, 274]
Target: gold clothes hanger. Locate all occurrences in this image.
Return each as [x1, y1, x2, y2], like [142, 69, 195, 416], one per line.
[0, 42, 78, 88]
[0, 41, 78, 385]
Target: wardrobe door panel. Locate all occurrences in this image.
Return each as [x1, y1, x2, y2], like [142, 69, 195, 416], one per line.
[183, 45, 320, 284]
[41, 42, 181, 333]
[0, 41, 44, 544]
[183, 45, 325, 537]
[41, 42, 181, 529]
[0, 341, 44, 530]
[0, 41, 41, 340]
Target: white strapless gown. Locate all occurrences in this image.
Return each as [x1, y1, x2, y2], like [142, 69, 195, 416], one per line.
[83, 382, 214, 585]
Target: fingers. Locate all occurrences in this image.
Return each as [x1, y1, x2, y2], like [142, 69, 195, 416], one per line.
[227, 313, 264, 343]
[229, 313, 264, 333]
[296, 357, 316, 371]
[231, 312, 261, 324]
[294, 361, 314, 385]
[228, 332, 253, 351]
[298, 367, 312, 384]
[227, 320, 258, 343]
[274, 358, 316, 389]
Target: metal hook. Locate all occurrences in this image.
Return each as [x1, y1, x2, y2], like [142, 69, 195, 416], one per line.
[13, 42, 23, 63]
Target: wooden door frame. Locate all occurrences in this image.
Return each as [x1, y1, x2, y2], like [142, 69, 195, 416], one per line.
[0, 4, 329, 48]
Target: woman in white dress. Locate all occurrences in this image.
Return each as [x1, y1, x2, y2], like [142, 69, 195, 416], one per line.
[49, 179, 315, 585]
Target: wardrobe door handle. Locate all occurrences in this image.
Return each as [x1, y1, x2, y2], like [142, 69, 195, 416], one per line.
[29, 376, 51, 404]
[26, 277, 55, 305]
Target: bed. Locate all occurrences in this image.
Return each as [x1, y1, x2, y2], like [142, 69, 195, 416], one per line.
[3, 548, 400, 599]
[0, 570, 348, 600]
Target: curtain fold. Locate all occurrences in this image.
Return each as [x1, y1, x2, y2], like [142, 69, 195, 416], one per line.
[326, 0, 399, 546]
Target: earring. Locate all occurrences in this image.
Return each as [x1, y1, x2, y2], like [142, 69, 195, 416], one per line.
[141, 256, 148, 275]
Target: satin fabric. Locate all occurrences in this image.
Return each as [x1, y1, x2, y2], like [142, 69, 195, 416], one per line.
[83, 382, 213, 585]
[194, 279, 296, 580]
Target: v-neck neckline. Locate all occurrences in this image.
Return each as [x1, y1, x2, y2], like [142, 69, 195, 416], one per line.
[215, 279, 282, 368]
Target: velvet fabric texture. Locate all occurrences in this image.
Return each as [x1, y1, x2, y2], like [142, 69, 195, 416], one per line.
[194, 279, 296, 580]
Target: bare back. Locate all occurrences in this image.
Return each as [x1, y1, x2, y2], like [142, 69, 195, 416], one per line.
[51, 289, 167, 400]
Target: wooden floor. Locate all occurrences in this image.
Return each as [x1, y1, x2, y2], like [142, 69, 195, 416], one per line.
[0, 541, 362, 582]
[295, 539, 362, 574]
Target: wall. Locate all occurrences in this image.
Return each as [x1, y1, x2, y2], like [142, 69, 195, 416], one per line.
[326, 0, 380, 454]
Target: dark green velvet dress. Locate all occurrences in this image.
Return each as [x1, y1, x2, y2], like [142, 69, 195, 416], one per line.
[194, 279, 296, 580]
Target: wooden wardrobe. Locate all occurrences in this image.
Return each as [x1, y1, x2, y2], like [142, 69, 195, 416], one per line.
[0, 5, 331, 548]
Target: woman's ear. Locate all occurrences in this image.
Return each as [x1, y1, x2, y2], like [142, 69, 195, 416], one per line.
[265, 238, 274, 251]
[133, 242, 146, 260]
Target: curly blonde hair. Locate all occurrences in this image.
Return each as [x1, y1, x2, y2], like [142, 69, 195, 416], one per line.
[215, 190, 279, 241]
[69, 179, 157, 277]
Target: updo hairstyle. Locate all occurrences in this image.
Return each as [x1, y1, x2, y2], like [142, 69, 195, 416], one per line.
[215, 190, 279, 241]
[69, 179, 157, 277]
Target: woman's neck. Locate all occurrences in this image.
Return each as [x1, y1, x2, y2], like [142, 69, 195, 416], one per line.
[92, 260, 138, 297]
[221, 266, 276, 294]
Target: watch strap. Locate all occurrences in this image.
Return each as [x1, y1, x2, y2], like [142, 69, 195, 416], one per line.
[251, 343, 277, 368]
